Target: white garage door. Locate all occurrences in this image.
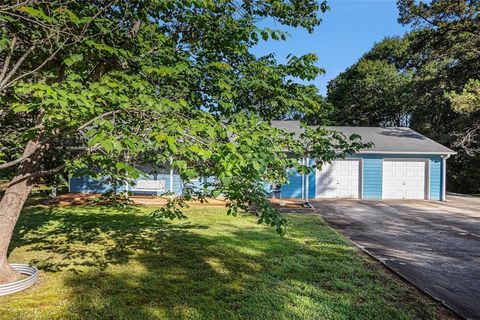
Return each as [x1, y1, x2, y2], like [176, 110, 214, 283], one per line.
[382, 160, 427, 199]
[316, 159, 360, 198]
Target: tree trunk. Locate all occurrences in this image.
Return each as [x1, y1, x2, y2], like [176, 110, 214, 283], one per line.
[0, 173, 34, 284]
[0, 136, 44, 284]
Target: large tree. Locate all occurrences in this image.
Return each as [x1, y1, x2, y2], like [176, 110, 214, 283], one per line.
[326, 37, 414, 127]
[328, 0, 480, 193]
[0, 1, 365, 283]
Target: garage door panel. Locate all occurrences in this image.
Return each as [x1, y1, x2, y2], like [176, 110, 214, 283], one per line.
[382, 160, 427, 200]
[405, 180, 424, 187]
[316, 159, 360, 199]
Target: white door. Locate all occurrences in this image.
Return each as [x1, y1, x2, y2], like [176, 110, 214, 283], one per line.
[382, 160, 427, 199]
[316, 159, 360, 198]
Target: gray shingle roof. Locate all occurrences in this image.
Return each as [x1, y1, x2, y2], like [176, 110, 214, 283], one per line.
[271, 121, 456, 155]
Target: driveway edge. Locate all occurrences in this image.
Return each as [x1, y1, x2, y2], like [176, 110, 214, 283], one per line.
[343, 234, 466, 320]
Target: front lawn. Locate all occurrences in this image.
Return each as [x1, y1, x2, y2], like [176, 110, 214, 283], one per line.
[0, 205, 450, 319]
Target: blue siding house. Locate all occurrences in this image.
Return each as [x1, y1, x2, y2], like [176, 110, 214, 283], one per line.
[70, 164, 184, 196]
[271, 122, 455, 201]
[70, 121, 456, 202]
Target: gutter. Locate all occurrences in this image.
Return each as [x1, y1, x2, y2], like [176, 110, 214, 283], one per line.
[358, 151, 457, 155]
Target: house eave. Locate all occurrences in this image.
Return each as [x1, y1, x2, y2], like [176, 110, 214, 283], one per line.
[356, 150, 457, 155]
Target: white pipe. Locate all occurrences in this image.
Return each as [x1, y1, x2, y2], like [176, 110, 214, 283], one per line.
[305, 157, 309, 204]
[441, 154, 450, 201]
[301, 158, 305, 201]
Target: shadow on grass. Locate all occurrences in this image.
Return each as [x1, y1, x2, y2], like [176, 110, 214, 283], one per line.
[10, 205, 208, 273]
[8, 206, 437, 319]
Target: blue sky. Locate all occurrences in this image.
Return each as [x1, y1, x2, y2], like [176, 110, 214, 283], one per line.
[251, 0, 410, 95]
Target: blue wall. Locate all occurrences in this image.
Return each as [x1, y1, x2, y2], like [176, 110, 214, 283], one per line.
[280, 168, 303, 198]
[278, 154, 445, 201]
[70, 154, 445, 200]
[70, 173, 183, 195]
[308, 158, 316, 200]
[429, 156, 442, 200]
[69, 176, 118, 194]
[278, 158, 315, 199]
[361, 155, 383, 200]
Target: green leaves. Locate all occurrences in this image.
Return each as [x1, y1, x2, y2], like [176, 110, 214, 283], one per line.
[11, 103, 29, 113]
[1, 0, 335, 235]
[64, 53, 83, 67]
[100, 139, 114, 153]
[327, 46, 413, 127]
[115, 162, 140, 179]
[19, 6, 52, 22]
[166, 136, 178, 153]
[447, 79, 480, 115]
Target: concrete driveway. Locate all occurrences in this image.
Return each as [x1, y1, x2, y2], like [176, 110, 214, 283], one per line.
[312, 195, 480, 320]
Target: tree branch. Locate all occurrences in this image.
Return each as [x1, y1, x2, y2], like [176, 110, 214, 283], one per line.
[0, 35, 16, 85]
[0, 149, 36, 170]
[0, 44, 35, 91]
[1, 42, 65, 91]
[76, 111, 117, 133]
[0, 1, 37, 12]
[31, 163, 67, 179]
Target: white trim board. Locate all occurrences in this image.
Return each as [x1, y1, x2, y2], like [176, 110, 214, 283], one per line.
[358, 151, 456, 155]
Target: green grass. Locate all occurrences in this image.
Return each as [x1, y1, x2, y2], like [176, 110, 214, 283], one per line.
[0, 205, 448, 320]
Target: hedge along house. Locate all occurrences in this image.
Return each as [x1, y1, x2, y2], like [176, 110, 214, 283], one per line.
[270, 121, 456, 202]
[70, 121, 456, 201]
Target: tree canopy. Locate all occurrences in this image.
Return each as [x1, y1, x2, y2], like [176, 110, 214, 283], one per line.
[327, 38, 413, 127]
[327, 0, 480, 193]
[0, 0, 372, 283]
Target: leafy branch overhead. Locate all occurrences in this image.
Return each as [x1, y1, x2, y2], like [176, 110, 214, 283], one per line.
[0, 0, 368, 237]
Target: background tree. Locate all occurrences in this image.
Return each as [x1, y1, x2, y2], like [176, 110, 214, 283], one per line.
[327, 0, 480, 193]
[327, 37, 413, 127]
[0, 1, 366, 283]
[398, 0, 480, 193]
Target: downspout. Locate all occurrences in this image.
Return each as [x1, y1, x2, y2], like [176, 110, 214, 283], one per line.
[441, 154, 450, 201]
[304, 156, 310, 207]
[301, 158, 305, 202]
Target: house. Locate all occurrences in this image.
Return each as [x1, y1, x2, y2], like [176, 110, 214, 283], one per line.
[69, 121, 456, 201]
[270, 121, 456, 201]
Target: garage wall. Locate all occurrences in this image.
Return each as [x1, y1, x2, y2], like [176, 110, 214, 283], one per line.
[361, 155, 383, 200]
[358, 154, 443, 201]
[312, 154, 444, 201]
[429, 156, 442, 200]
[70, 155, 444, 201]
